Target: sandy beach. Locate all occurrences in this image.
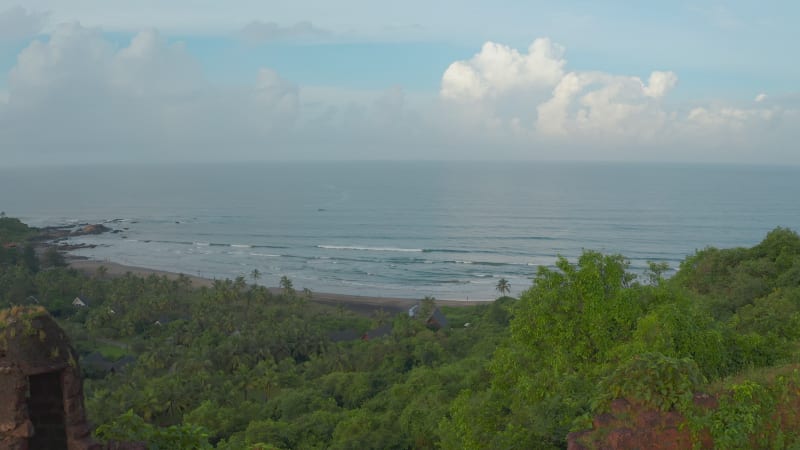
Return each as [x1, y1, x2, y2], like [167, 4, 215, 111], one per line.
[68, 259, 479, 316]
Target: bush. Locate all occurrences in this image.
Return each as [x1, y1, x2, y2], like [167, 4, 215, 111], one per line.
[594, 352, 705, 412]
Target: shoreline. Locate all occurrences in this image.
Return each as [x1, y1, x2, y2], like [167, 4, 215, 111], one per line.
[68, 259, 481, 315]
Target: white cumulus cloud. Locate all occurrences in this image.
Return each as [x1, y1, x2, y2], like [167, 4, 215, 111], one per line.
[643, 71, 678, 98]
[440, 38, 565, 102]
[436, 38, 800, 161]
[440, 39, 681, 142]
[537, 70, 677, 138]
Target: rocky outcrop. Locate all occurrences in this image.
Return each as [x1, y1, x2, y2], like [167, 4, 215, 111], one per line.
[72, 225, 111, 236]
[31, 223, 113, 243]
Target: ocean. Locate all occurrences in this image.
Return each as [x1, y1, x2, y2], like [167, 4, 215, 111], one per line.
[1, 161, 798, 300]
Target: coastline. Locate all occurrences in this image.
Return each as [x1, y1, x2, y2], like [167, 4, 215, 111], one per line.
[68, 258, 479, 316]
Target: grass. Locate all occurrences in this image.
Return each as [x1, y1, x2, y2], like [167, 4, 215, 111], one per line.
[440, 303, 488, 326]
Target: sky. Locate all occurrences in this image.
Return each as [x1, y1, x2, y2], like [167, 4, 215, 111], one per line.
[0, 1, 798, 166]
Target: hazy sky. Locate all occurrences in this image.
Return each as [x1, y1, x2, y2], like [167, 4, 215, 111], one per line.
[0, 1, 798, 165]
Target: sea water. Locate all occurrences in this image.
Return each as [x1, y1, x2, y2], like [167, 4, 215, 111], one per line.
[1, 161, 798, 300]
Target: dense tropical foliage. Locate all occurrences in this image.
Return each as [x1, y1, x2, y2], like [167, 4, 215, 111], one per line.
[3, 217, 800, 448]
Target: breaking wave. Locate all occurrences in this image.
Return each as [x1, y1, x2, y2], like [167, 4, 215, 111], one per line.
[317, 245, 424, 252]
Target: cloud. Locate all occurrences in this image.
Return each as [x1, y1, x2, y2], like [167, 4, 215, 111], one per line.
[440, 38, 680, 141]
[253, 68, 300, 128]
[0, 6, 48, 40]
[643, 71, 678, 98]
[671, 103, 795, 162]
[685, 106, 776, 132]
[8, 24, 205, 105]
[536, 70, 677, 138]
[440, 38, 565, 102]
[0, 23, 302, 163]
[0, 22, 435, 164]
[111, 29, 203, 95]
[240, 21, 331, 43]
[755, 93, 767, 102]
[0, 27, 798, 165]
[9, 23, 115, 104]
[436, 38, 800, 160]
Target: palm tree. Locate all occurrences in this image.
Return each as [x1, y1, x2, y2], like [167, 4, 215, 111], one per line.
[496, 278, 510, 297]
[279, 275, 294, 296]
[250, 269, 261, 286]
[245, 269, 262, 329]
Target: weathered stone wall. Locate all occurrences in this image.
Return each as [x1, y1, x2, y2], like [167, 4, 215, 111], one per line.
[0, 365, 31, 449]
[0, 307, 103, 450]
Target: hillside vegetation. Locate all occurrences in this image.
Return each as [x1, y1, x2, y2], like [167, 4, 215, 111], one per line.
[0, 216, 37, 243]
[2, 220, 800, 449]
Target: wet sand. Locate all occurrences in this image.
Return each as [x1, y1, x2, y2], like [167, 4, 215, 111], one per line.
[68, 259, 480, 315]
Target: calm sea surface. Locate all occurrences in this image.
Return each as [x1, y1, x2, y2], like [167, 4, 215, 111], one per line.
[1, 162, 798, 300]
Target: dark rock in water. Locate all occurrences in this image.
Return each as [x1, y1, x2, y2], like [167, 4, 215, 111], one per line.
[57, 243, 97, 251]
[34, 223, 113, 242]
[72, 224, 111, 236]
